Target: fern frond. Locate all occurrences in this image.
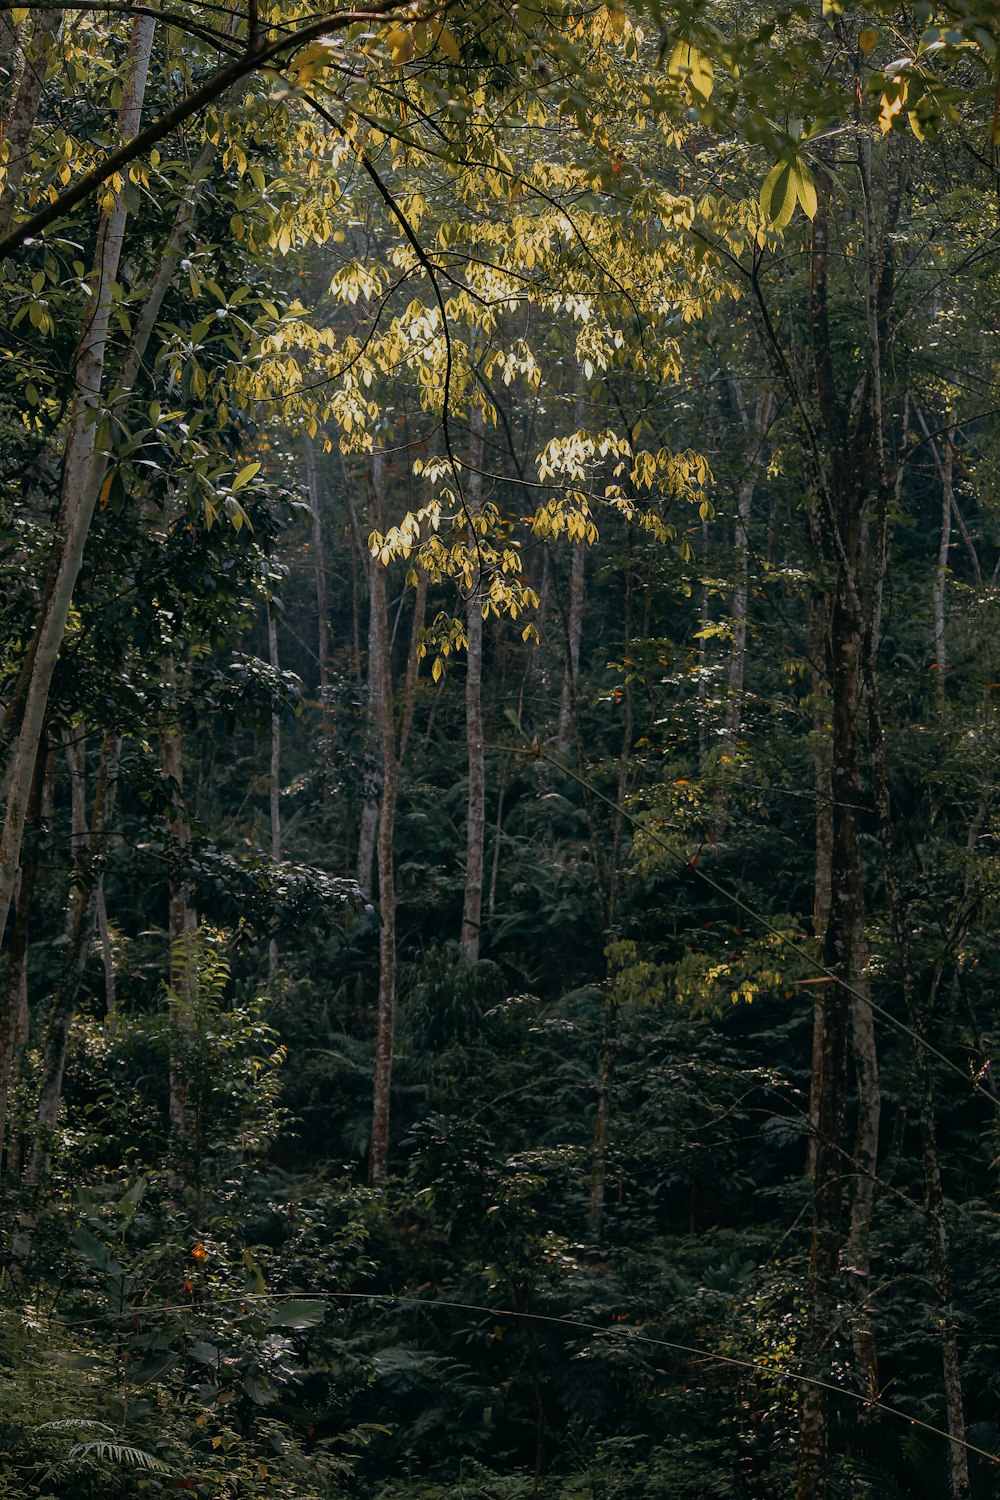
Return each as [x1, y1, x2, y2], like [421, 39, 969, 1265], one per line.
[67, 1440, 170, 1472]
[38, 1419, 115, 1434]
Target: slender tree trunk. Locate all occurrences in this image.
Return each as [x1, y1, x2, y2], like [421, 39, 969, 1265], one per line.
[350, 458, 382, 900]
[0, 6, 65, 236]
[588, 565, 636, 1239]
[160, 658, 198, 1157]
[267, 599, 281, 981]
[0, 13, 155, 948]
[461, 405, 486, 964]
[397, 561, 427, 769]
[557, 542, 585, 756]
[722, 388, 775, 745]
[588, 993, 617, 1239]
[367, 452, 398, 1186]
[715, 386, 775, 842]
[357, 590, 381, 901]
[557, 392, 588, 755]
[118, 134, 222, 398]
[796, 162, 878, 1498]
[932, 429, 955, 695]
[796, 552, 860, 1499]
[97, 882, 115, 1018]
[807, 592, 833, 1179]
[865, 568, 970, 1497]
[24, 731, 122, 1188]
[64, 726, 87, 863]
[845, 953, 879, 1410]
[304, 437, 330, 695]
[487, 754, 509, 922]
[696, 513, 710, 765]
[0, 750, 45, 1183]
[0, 872, 31, 1181]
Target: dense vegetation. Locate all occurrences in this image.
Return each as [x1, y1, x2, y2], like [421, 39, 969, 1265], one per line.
[2, 1, 1000, 1496]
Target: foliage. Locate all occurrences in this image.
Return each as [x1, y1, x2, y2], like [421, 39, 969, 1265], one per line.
[2, 0, 1000, 1497]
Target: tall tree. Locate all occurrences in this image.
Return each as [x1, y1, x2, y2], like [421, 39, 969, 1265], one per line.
[461, 403, 487, 965]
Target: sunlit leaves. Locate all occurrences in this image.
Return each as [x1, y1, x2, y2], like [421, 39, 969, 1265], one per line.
[879, 86, 906, 133]
[759, 158, 818, 227]
[667, 41, 715, 105]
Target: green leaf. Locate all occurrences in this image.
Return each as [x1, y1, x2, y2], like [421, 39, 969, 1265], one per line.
[187, 1340, 220, 1364]
[792, 160, 818, 219]
[71, 1228, 111, 1271]
[231, 461, 261, 492]
[268, 1298, 326, 1329]
[760, 161, 796, 228]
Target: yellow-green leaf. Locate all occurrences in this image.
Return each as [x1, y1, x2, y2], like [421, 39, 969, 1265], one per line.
[437, 24, 459, 61]
[760, 161, 796, 228]
[792, 160, 818, 219]
[387, 25, 413, 64]
[668, 41, 714, 104]
[232, 461, 261, 492]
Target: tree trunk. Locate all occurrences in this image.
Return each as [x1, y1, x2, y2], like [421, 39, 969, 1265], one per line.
[461, 404, 486, 964]
[304, 437, 330, 695]
[267, 599, 281, 981]
[118, 134, 222, 398]
[24, 730, 122, 1188]
[0, 749, 45, 1183]
[722, 387, 775, 744]
[160, 657, 198, 1159]
[796, 557, 859, 1492]
[397, 561, 427, 770]
[0, 12, 155, 948]
[795, 155, 882, 1498]
[588, 993, 617, 1239]
[865, 574, 970, 1498]
[557, 542, 585, 757]
[807, 592, 833, 1178]
[97, 882, 115, 1019]
[357, 629, 381, 901]
[0, 6, 65, 236]
[352, 459, 381, 901]
[557, 391, 588, 755]
[916, 1044, 970, 1498]
[715, 385, 775, 843]
[587, 559, 637, 1240]
[931, 427, 955, 695]
[696, 512, 710, 765]
[367, 451, 398, 1186]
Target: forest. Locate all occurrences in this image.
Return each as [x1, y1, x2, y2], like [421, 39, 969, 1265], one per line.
[1, 0, 999, 1496]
